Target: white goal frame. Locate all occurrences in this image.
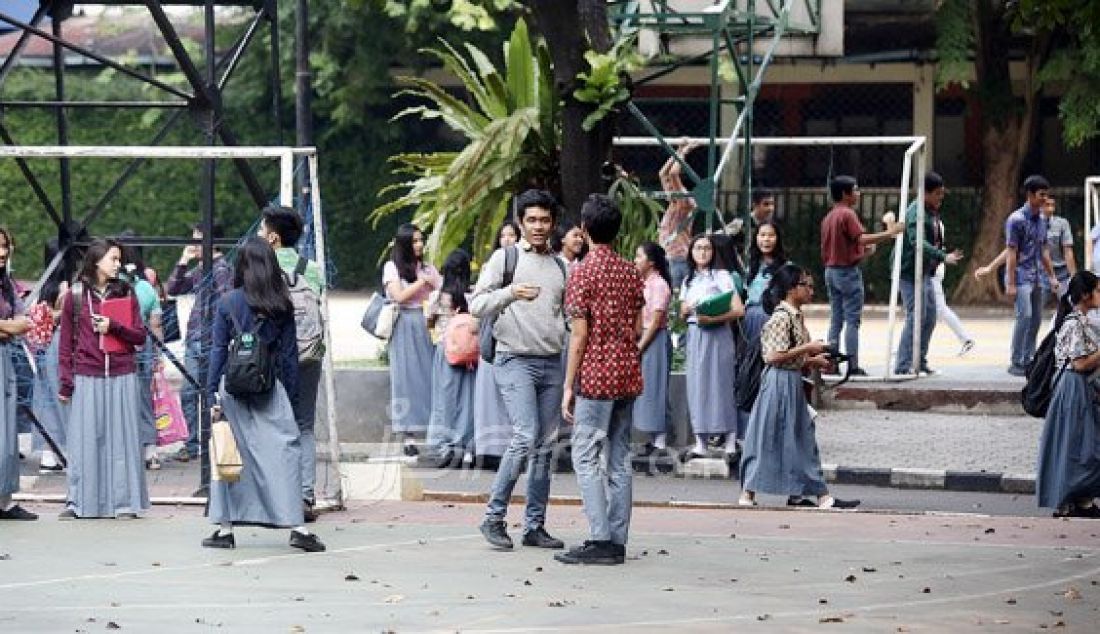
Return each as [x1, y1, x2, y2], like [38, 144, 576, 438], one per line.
[0, 145, 344, 508]
[613, 134, 929, 381]
[1085, 176, 1100, 271]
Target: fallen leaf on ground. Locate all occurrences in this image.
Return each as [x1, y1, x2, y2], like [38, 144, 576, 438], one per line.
[383, 595, 404, 604]
[921, 587, 932, 594]
[756, 614, 771, 621]
[106, 623, 121, 630]
[862, 567, 877, 573]
[344, 574, 359, 582]
[1005, 598, 1017, 605]
[844, 575, 857, 583]
[1063, 587, 1081, 600]
[819, 616, 844, 623]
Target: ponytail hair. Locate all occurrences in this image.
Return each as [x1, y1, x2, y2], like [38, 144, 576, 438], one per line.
[762, 263, 806, 315]
[1054, 270, 1099, 332]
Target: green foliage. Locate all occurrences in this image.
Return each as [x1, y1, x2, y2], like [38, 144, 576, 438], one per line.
[370, 19, 559, 266]
[608, 176, 663, 259]
[933, 0, 974, 90]
[573, 36, 643, 131]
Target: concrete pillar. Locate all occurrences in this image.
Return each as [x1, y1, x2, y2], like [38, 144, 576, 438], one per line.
[912, 63, 935, 169]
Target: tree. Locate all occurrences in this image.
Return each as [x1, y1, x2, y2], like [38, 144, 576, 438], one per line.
[938, 0, 1100, 302]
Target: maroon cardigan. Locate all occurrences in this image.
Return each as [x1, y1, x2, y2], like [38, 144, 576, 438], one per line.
[57, 286, 145, 398]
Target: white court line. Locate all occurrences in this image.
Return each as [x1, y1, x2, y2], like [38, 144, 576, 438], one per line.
[0, 533, 480, 591]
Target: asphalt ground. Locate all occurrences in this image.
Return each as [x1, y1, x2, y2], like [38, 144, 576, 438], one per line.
[1, 500, 1097, 633]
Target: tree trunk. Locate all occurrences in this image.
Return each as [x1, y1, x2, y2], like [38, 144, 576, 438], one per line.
[529, 0, 614, 220]
[952, 119, 1028, 303]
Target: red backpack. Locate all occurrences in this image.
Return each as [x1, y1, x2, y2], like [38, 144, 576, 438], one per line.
[444, 313, 480, 368]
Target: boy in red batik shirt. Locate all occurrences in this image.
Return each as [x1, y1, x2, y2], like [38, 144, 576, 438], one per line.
[557, 194, 645, 566]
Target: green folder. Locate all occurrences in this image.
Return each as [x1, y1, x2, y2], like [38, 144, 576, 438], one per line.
[695, 290, 734, 317]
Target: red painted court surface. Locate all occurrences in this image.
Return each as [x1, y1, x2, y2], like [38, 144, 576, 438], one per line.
[2, 500, 1098, 632]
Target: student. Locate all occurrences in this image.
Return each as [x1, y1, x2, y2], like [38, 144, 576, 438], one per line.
[739, 264, 860, 510]
[427, 249, 476, 468]
[553, 220, 588, 271]
[471, 189, 568, 551]
[473, 222, 520, 465]
[557, 194, 645, 565]
[743, 221, 788, 341]
[31, 239, 70, 475]
[58, 239, 149, 520]
[658, 139, 699, 292]
[724, 188, 776, 248]
[383, 223, 442, 456]
[893, 171, 962, 376]
[119, 239, 164, 469]
[820, 176, 903, 375]
[202, 237, 324, 552]
[632, 241, 672, 454]
[166, 223, 233, 462]
[257, 205, 325, 521]
[1036, 271, 1100, 518]
[0, 227, 35, 520]
[680, 234, 744, 461]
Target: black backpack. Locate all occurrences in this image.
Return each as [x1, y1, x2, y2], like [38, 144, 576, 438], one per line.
[224, 311, 275, 397]
[736, 309, 797, 411]
[477, 246, 568, 363]
[1021, 327, 1069, 418]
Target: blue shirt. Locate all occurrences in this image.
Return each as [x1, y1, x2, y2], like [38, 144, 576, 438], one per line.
[1004, 203, 1048, 286]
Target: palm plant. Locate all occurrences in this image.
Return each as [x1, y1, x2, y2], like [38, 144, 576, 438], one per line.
[371, 19, 559, 265]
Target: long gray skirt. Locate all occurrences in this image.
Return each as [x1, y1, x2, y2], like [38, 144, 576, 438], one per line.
[633, 328, 670, 434]
[0, 343, 19, 497]
[208, 381, 304, 528]
[685, 323, 738, 435]
[136, 335, 156, 447]
[31, 333, 67, 453]
[1036, 371, 1100, 510]
[66, 373, 150, 517]
[473, 360, 511, 457]
[740, 366, 828, 497]
[427, 344, 476, 454]
[388, 308, 434, 433]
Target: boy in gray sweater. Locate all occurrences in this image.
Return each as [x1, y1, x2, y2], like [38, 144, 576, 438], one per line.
[471, 189, 568, 551]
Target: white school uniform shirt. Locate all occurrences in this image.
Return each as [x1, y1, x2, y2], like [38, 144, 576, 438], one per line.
[680, 268, 735, 324]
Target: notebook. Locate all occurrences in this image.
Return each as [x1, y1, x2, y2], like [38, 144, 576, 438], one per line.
[98, 296, 135, 354]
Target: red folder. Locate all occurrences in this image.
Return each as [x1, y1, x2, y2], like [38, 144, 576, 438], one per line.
[98, 296, 135, 354]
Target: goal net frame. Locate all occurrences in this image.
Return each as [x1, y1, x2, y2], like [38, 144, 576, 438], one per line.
[613, 134, 929, 381]
[0, 145, 344, 509]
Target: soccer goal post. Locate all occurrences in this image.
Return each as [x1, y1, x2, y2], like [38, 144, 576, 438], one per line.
[613, 134, 928, 381]
[0, 145, 345, 510]
[1085, 176, 1100, 271]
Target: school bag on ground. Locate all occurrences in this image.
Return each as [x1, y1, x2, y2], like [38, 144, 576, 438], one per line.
[284, 255, 326, 363]
[1021, 327, 1070, 418]
[224, 313, 275, 397]
[445, 313, 480, 368]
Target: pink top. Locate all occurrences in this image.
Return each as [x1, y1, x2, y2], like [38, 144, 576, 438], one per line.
[382, 261, 441, 308]
[642, 270, 672, 330]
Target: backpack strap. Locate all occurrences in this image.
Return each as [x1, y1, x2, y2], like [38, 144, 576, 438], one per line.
[502, 245, 518, 288]
[553, 255, 567, 282]
[67, 281, 84, 373]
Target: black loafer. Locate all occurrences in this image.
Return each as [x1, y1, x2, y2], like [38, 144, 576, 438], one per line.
[289, 531, 326, 552]
[479, 519, 513, 550]
[522, 526, 564, 549]
[202, 531, 236, 549]
[786, 496, 817, 507]
[0, 504, 38, 521]
[553, 540, 621, 565]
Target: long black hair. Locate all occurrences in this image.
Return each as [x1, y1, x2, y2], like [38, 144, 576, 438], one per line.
[551, 220, 589, 261]
[0, 227, 16, 313]
[497, 220, 520, 248]
[1054, 270, 1100, 332]
[762, 263, 807, 315]
[233, 236, 293, 319]
[440, 248, 472, 314]
[392, 223, 422, 284]
[638, 241, 672, 288]
[79, 238, 131, 298]
[748, 220, 788, 283]
[684, 234, 714, 290]
[710, 232, 745, 279]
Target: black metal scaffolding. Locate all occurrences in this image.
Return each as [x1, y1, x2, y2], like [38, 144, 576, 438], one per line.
[0, 0, 286, 490]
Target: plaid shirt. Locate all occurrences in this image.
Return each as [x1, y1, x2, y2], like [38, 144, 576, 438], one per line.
[565, 244, 645, 400]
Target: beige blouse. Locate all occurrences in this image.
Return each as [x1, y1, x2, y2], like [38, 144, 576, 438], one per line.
[760, 301, 810, 370]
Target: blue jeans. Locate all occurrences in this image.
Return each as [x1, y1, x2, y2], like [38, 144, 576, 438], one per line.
[825, 266, 864, 369]
[572, 396, 635, 545]
[895, 276, 938, 373]
[180, 339, 205, 455]
[669, 257, 690, 296]
[485, 353, 562, 532]
[1011, 283, 1044, 369]
[295, 360, 322, 502]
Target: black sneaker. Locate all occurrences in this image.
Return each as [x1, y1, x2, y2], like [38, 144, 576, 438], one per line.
[522, 526, 564, 549]
[303, 500, 318, 523]
[612, 543, 626, 564]
[553, 540, 621, 565]
[0, 504, 38, 521]
[819, 496, 861, 509]
[786, 496, 816, 507]
[402, 444, 419, 457]
[479, 519, 513, 550]
[290, 531, 326, 553]
[202, 531, 236, 549]
[432, 450, 457, 469]
[38, 463, 64, 475]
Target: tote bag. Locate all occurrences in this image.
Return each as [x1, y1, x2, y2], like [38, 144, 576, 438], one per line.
[360, 292, 398, 340]
[210, 413, 243, 482]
